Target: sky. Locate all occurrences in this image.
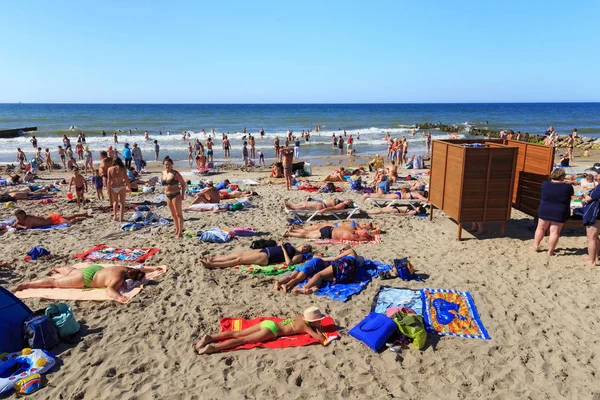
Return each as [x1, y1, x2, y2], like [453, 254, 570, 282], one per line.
[0, 1, 598, 103]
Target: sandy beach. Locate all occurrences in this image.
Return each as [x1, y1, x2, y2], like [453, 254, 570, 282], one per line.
[2, 150, 600, 400]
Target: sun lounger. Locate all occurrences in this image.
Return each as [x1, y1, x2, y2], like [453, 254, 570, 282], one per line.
[365, 198, 423, 209]
[285, 206, 361, 223]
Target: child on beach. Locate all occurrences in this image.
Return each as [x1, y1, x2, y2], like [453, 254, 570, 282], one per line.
[44, 148, 53, 172]
[154, 139, 160, 161]
[258, 150, 265, 166]
[194, 307, 329, 355]
[67, 156, 78, 170]
[12, 209, 91, 229]
[58, 146, 66, 169]
[69, 167, 87, 208]
[92, 169, 104, 200]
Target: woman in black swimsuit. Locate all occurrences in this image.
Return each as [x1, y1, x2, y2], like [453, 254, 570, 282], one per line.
[161, 157, 187, 238]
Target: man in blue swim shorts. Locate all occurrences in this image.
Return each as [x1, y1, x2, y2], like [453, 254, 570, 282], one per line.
[273, 257, 326, 293]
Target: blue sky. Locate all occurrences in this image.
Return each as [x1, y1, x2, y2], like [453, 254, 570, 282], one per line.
[1, 1, 598, 103]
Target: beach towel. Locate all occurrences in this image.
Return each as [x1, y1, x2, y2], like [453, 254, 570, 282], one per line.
[121, 218, 171, 231]
[421, 288, 490, 340]
[236, 263, 296, 276]
[371, 286, 423, 316]
[14, 265, 168, 303]
[74, 245, 159, 263]
[218, 316, 339, 351]
[298, 259, 393, 302]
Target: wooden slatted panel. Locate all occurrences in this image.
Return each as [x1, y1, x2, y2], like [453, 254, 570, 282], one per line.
[460, 148, 490, 221]
[443, 145, 465, 220]
[429, 141, 448, 209]
[504, 140, 554, 217]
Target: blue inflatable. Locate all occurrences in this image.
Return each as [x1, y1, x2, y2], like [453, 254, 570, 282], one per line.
[349, 312, 398, 352]
[0, 287, 32, 353]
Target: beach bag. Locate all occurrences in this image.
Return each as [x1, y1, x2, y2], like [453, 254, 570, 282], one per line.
[250, 239, 277, 249]
[23, 314, 59, 350]
[200, 229, 231, 243]
[390, 311, 427, 350]
[394, 258, 421, 281]
[45, 303, 80, 338]
[350, 178, 362, 191]
[349, 313, 398, 352]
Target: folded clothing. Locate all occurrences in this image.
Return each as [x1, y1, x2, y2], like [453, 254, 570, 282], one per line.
[74, 245, 160, 263]
[219, 316, 339, 350]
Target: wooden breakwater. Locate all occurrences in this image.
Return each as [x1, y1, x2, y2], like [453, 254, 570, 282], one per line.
[0, 127, 37, 139]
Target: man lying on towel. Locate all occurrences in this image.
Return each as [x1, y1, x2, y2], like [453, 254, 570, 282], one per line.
[284, 198, 354, 212]
[12, 264, 163, 303]
[274, 246, 358, 292]
[201, 241, 312, 269]
[12, 209, 92, 229]
[284, 225, 373, 241]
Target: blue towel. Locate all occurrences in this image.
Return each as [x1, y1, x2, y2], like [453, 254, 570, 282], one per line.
[27, 246, 50, 260]
[298, 259, 392, 302]
[28, 223, 71, 231]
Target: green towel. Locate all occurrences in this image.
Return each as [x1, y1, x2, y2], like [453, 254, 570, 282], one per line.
[237, 263, 296, 276]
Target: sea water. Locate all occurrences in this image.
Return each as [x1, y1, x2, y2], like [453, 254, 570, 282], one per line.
[0, 103, 598, 164]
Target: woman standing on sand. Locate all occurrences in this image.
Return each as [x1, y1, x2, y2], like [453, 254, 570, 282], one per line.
[161, 157, 186, 238]
[580, 174, 600, 265]
[531, 168, 574, 256]
[107, 157, 130, 222]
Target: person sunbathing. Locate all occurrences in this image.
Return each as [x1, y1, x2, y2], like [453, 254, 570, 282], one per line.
[0, 185, 52, 202]
[292, 246, 359, 295]
[189, 180, 220, 204]
[284, 198, 354, 213]
[366, 204, 427, 216]
[194, 306, 329, 355]
[320, 167, 347, 182]
[284, 226, 373, 241]
[410, 179, 428, 192]
[200, 241, 312, 269]
[270, 163, 283, 178]
[363, 187, 428, 201]
[220, 189, 256, 199]
[12, 209, 92, 229]
[12, 263, 164, 303]
[290, 221, 373, 232]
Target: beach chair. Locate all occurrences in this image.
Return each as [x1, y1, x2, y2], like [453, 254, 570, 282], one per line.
[285, 206, 361, 223]
[365, 198, 423, 210]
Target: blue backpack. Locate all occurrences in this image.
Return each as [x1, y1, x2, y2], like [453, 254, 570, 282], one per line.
[23, 314, 60, 350]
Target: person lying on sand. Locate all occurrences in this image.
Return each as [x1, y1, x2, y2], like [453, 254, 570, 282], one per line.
[363, 187, 428, 202]
[284, 226, 373, 241]
[12, 209, 92, 229]
[220, 189, 256, 199]
[320, 167, 347, 182]
[201, 241, 312, 269]
[189, 180, 220, 204]
[12, 264, 164, 303]
[194, 306, 329, 355]
[289, 221, 373, 231]
[292, 246, 359, 295]
[366, 204, 427, 216]
[284, 198, 354, 213]
[0, 186, 53, 202]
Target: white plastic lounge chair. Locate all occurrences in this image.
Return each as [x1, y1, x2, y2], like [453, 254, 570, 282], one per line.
[285, 206, 361, 223]
[365, 198, 423, 210]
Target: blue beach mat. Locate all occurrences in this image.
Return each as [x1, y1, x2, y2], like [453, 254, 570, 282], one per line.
[298, 259, 393, 302]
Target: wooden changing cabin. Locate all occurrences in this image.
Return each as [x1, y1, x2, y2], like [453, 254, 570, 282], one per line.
[429, 139, 518, 240]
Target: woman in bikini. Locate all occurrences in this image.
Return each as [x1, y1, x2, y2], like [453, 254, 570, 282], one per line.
[320, 167, 347, 182]
[363, 187, 428, 201]
[366, 204, 428, 216]
[161, 156, 187, 238]
[83, 146, 93, 175]
[292, 246, 359, 295]
[107, 157, 131, 222]
[194, 307, 328, 355]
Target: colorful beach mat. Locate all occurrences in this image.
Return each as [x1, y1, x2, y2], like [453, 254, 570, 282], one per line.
[14, 264, 168, 303]
[219, 316, 339, 351]
[371, 286, 423, 316]
[298, 259, 393, 302]
[236, 263, 296, 276]
[74, 245, 160, 263]
[421, 288, 490, 340]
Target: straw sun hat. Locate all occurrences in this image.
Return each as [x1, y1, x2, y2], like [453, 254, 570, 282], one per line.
[303, 307, 326, 322]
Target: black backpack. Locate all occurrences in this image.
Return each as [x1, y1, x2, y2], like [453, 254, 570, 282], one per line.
[23, 314, 60, 350]
[250, 239, 277, 249]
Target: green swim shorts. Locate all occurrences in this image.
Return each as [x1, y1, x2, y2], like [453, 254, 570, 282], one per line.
[260, 320, 278, 337]
[81, 264, 103, 288]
